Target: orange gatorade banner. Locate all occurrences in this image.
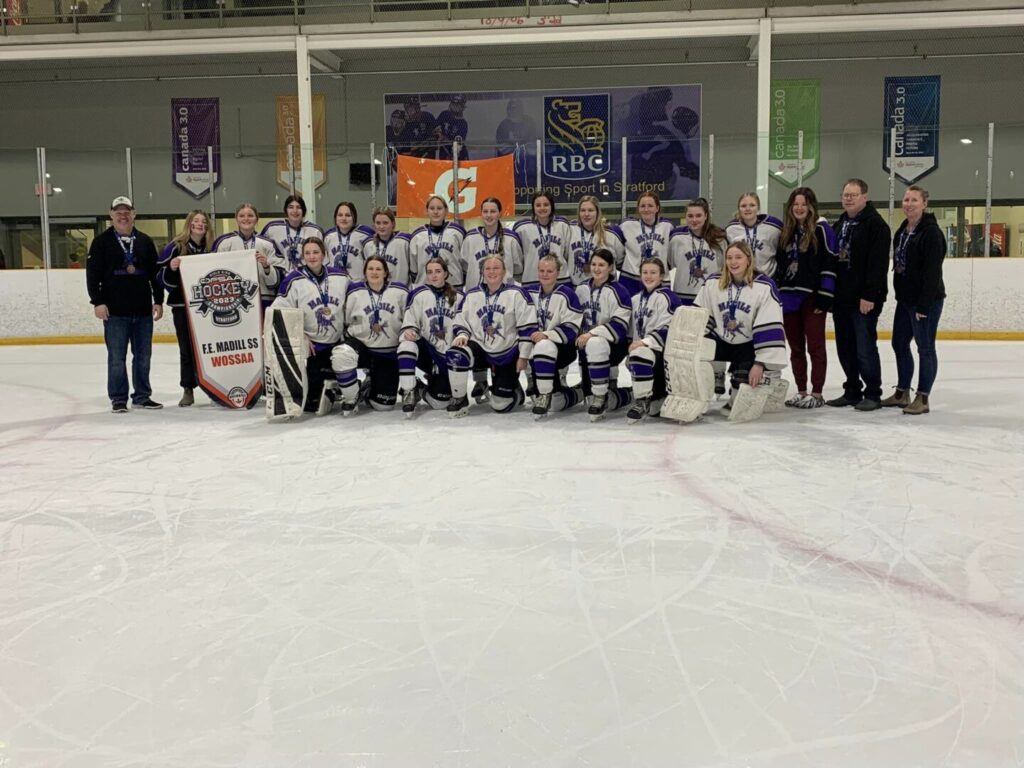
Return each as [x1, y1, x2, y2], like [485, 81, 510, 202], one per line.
[276, 95, 327, 191]
[396, 154, 515, 219]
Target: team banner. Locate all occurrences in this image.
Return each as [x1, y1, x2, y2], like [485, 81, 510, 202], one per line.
[276, 95, 328, 191]
[883, 75, 941, 184]
[179, 251, 264, 409]
[171, 98, 221, 198]
[769, 80, 820, 187]
[384, 85, 701, 205]
[395, 154, 515, 219]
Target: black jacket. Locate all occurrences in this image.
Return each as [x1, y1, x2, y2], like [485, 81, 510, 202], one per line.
[892, 212, 946, 314]
[775, 218, 838, 314]
[157, 239, 206, 308]
[86, 227, 163, 316]
[832, 202, 891, 308]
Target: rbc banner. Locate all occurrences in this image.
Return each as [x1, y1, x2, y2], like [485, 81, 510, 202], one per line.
[171, 98, 220, 198]
[180, 251, 264, 410]
[769, 80, 821, 188]
[383, 85, 701, 205]
[395, 154, 515, 219]
[883, 75, 941, 184]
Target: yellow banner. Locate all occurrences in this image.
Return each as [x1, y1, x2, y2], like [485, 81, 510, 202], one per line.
[276, 95, 327, 191]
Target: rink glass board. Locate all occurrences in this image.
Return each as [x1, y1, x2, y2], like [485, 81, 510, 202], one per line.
[383, 85, 702, 206]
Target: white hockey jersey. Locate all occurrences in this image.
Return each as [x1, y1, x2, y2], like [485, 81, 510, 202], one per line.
[529, 283, 584, 345]
[323, 225, 374, 273]
[273, 265, 350, 345]
[453, 283, 538, 363]
[513, 216, 572, 286]
[574, 278, 633, 344]
[630, 287, 682, 353]
[617, 218, 674, 281]
[402, 284, 463, 358]
[667, 226, 726, 305]
[342, 281, 409, 353]
[695, 274, 788, 370]
[462, 227, 524, 286]
[566, 223, 626, 286]
[213, 232, 285, 302]
[260, 220, 325, 271]
[355, 233, 411, 285]
[408, 222, 467, 287]
[725, 214, 783, 278]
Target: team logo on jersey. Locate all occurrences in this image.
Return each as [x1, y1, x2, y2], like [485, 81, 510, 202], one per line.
[189, 268, 259, 327]
[544, 95, 609, 181]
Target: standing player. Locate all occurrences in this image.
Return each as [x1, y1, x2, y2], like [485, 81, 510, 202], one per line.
[398, 257, 462, 415]
[626, 258, 682, 422]
[725, 192, 783, 278]
[617, 192, 673, 295]
[435, 95, 469, 161]
[463, 197, 524, 286]
[514, 191, 571, 289]
[333, 255, 409, 414]
[261, 195, 323, 271]
[446, 256, 537, 418]
[272, 237, 350, 414]
[775, 187, 837, 409]
[157, 210, 214, 408]
[403, 96, 437, 158]
[668, 197, 727, 306]
[567, 195, 625, 285]
[324, 201, 374, 273]
[354, 207, 410, 284]
[575, 249, 634, 421]
[528, 254, 585, 418]
[409, 195, 467, 287]
[694, 241, 787, 415]
[213, 203, 285, 310]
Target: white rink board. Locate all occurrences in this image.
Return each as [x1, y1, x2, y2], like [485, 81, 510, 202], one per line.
[0, 341, 1021, 768]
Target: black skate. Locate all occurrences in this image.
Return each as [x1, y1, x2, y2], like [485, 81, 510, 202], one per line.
[447, 395, 470, 419]
[532, 393, 551, 420]
[588, 392, 608, 422]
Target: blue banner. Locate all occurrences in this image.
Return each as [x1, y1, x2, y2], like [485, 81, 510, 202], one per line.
[384, 85, 701, 206]
[882, 75, 940, 184]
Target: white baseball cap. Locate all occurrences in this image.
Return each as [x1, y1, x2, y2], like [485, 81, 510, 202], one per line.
[110, 196, 134, 210]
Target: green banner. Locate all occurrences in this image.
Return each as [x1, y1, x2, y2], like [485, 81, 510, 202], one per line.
[769, 79, 820, 187]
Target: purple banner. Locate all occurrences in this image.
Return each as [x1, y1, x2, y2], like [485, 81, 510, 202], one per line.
[172, 97, 221, 198]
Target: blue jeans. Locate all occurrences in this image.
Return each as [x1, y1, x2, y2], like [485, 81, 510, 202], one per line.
[104, 315, 154, 404]
[833, 305, 883, 402]
[893, 299, 943, 394]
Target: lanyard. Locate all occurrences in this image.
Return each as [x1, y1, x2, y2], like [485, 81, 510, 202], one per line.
[689, 233, 710, 283]
[895, 228, 913, 272]
[482, 284, 502, 331]
[588, 282, 604, 327]
[335, 228, 353, 267]
[636, 290, 652, 337]
[116, 230, 136, 264]
[537, 287, 554, 329]
[536, 220, 552, 256]
[367, 284, 386, 328]
[743, 220, 760, 250]
[639, 220, 657, 258]
[481, 227, 500, 255]
[727, 282, 743, 320]
[239, 231, 256, 250]
[375, 236, 391, 260]
[432, 286, 448, 338]
[303, 265, 330, 309]
[285, 222, 303, 264]
[786, 228, 803, 278]
[426, 224, 445, 256]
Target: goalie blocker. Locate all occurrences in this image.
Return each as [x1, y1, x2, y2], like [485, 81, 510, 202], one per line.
[264, 307, 308, 421]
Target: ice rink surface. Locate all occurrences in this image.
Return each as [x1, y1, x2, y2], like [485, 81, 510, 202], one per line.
[1, 341, 1022, 768]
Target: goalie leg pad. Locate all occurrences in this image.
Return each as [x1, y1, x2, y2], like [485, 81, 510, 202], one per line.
[264, 307, 307, 422]
[661, 306, 715, 423]
[728, 383, 771, 423]
[764, 376, 790, 413]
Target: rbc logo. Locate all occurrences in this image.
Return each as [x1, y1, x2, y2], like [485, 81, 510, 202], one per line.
[544, 95, 609, 181]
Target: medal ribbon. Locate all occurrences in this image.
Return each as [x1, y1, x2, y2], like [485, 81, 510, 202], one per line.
[587, 282, 604, 328]
[286, 222, 303, 265]
[895, 229, 912, 272]
[537, 288, 554, 330]
[727, 283, 743, 324]
[636, 291, 651, 337]
[536, 220, 552, 256]
[117, 230, 137, 268]
[639, 220, 656, 259]
[303, 265, 331, 309]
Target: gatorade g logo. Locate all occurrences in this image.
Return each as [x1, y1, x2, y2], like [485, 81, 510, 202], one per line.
[434, 167, 478, 212]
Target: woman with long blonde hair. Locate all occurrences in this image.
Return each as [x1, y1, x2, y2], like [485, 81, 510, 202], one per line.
[567, 195, 624, 286]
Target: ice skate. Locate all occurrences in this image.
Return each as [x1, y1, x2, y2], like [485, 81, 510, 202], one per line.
[401, 385, 421, 418]
[532, 392, 551, 419]
[588, 392, 608, 422]
[447, 395, 470, 419]
[626, 396, 651, 424]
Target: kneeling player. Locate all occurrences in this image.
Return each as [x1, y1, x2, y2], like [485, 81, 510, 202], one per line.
[694, 241, 788, 421]
[575, 249, 634, 421]
[529, 254, 585, 418]
[626, 258, 682, 422]
[271, 237, 350, 414]
[446, 256, 537, 418]
[333, 255, 408, 414]
[397, 257, 462, 416]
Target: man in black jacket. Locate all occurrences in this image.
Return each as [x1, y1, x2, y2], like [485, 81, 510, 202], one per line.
[86, 196, 165, 413]
[827, 179, 891, 411]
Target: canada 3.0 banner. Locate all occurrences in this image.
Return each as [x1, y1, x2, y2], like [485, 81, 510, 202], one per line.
[180, 251, 264, 409]
[383, 85, 701, 206]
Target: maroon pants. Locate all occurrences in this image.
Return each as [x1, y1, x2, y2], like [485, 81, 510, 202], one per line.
[783, 297, 827, 394]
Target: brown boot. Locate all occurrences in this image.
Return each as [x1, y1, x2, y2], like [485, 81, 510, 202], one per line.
[880, 388, 910, 407]
[903, 393, 929, 415]
[178, 387, 195, 407]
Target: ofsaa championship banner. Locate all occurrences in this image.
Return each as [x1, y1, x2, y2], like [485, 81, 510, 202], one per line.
[383, 85, 701, 205]
[883, 75, 941, 184]
[179, 251, 264, 409]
